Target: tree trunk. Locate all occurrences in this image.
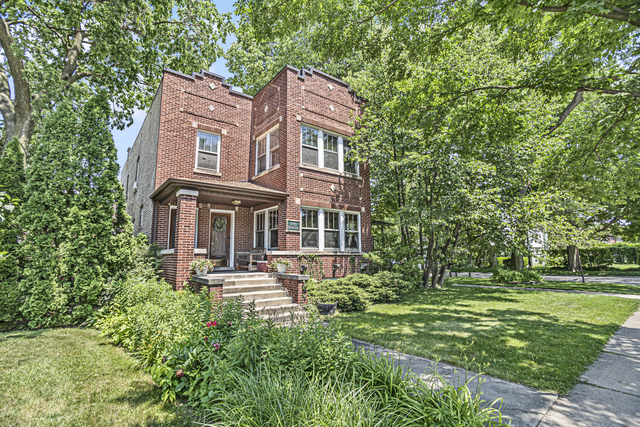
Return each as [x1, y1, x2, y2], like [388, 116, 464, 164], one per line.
[511, 252, 524, 271]
[576, 247, 586, 283]
[567, 245, 578, 272]
[489, 250, 498, 269]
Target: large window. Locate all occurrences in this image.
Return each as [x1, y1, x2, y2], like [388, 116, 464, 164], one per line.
[301, 126, 319, 166]
[301, 208, 360, 252]
[343, 139, 358, 174]
[196, 131, 220, 171]
[300, 124, 358, 176]
[168, 207, 177, 249]
[345, 214, 359, 249]
[324, 211, 339, 248]
[323, 133, 339, 170]
[301, 208, 319, 248]
[255, 212, 265, 248]
[256, 126, 280, 175]
[268, 209, 278, 249]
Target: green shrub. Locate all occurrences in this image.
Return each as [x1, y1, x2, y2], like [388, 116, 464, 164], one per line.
[491, 269, 543, 283]
[0, 254, 21, 324]
[307, 279, 371, 312]
[373, 271, 415, 300]
[96, 276, 213, 367]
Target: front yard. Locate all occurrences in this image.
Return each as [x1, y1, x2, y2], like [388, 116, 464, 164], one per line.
[448, 276, 640, 295]
[334, 286, 639, 394]
[0, 328, 190, 427]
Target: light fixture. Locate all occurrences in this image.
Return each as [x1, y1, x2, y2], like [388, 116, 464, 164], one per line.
[231, 200, 241, 206]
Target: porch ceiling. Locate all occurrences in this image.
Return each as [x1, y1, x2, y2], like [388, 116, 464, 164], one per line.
[150, 178, 288, 207]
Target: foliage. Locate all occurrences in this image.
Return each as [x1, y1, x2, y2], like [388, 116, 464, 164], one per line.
[0, 254, 21, 325]
[96, 276, 213, 367]
[17, 97, 137, 328]
[297, 253, 325, 281]
[307, 278, 371, 312]
[606, 243, 640, 264]
[269, 258, 293, 270]
[1, 0, 234, 153]
[490, 269, 543, 283]
[544, 247, 615, 269]
[190, 258, 215, 272]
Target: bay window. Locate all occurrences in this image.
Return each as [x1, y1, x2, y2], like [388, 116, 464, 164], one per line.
[301, 208, 360, 252]
[196, 131, 220, 171]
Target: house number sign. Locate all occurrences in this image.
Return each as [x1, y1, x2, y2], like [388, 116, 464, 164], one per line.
[286, 220, 300, 232]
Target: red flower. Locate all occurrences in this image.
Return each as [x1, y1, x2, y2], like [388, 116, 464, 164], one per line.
[176, 369, 184, 378]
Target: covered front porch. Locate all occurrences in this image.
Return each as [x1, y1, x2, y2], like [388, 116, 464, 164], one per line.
[150, 178, 288, 287]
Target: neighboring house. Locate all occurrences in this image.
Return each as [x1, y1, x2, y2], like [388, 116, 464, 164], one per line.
[121, 66, 372, 288]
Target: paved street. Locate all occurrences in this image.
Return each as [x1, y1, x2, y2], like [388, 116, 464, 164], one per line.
[462, 272, 640, 286]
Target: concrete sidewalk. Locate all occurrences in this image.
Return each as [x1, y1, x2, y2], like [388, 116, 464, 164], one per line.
[538, 308, 640, 427]
[451, 283, 640, 300]
[463, 272, 640, 286]
[352, 339, 558, 426]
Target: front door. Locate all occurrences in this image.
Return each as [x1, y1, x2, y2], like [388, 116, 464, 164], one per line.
[210, 213, 231, 267]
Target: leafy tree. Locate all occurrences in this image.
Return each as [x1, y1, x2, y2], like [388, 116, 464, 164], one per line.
[1, 0, 233, 158]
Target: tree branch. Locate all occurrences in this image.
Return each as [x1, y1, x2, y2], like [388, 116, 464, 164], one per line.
[583, 105, 628, 166]
[544, 90, 583, 136]
[60, 29, 84, 81]
[516, 1, 640, 27]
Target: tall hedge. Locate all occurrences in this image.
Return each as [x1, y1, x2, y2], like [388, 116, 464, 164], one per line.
[18, 97, 136, 328]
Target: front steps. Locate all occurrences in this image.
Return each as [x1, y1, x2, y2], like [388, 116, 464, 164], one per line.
[206, 272, 305, 323]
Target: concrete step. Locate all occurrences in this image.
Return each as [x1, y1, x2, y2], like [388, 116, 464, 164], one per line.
[224, 289, 288, 300]
[246, 303, 300, 316]
[224, 283, 283, 295]
[211, 273, 271, 281]
[223, 277, 278, 287]
[258, 310, 307, 324]
[240, 296, 293, 308]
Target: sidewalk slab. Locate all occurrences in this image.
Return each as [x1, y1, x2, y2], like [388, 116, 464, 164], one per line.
[538, 383, 640, 427]
[580, 352, 640, 396]
[352, 339, 557, 427]
[605, 309, 640, 359]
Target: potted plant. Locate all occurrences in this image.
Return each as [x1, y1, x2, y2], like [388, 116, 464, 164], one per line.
[191, 258, 214, 276]
[270, 258, 293, 274]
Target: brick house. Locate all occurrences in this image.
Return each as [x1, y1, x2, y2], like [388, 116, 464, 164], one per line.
[121, 66, 372, 290]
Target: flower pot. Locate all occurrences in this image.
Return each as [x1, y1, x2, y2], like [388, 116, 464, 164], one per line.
[196, 266, 207, 276]
[277, 264, 288, 273]
[257, 261, 268, 273]
[317, 302, 337, 315]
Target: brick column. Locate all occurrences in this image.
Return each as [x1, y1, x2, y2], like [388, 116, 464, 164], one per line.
[175, 190, 198, 289]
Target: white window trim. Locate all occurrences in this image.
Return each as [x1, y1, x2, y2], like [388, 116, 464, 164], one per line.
[194, 207, 199, 249]
[255, 124, 280, 176]
[253, 206, 279, 250]
[323, 210, 340, 250]
[167, 205, 177, 250]
[301, 206, 361, 252]
[208, 209, 235, 267]
[194, 130, 221, 173]
[300, 124, 359, 176]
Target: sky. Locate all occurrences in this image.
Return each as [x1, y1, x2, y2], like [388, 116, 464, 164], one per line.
[112, 0, 239, 174]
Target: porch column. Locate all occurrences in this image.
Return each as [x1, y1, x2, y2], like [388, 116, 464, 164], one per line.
[174, 189, 198, 290]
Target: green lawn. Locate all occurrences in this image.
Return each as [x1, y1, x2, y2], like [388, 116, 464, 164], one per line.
[0, 328, 190, 427]
[447, 277, 640, 295]
[452, 265, 640, 276]
[334, 287, 639, 394]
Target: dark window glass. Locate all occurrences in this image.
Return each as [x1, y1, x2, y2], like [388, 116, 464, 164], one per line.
[343, 139, 357, 174]
[323, 134, 339, 170]
[268, 210, 278, 249]
[256, 231, 265, 248]
[302, 146, 318, 165]
[345, 214, 359, 249]
[197, 152, 218, 170]
[301, 126, 318, 147]
[324, 212, 339, 248]
[197, 132, 220, 171]
[257, 138, 267, 173]
[169, 209, 177, 249]
[255, 212, 265, 248]
[302, 230, 319, 248]
[301, 208, 318, 248]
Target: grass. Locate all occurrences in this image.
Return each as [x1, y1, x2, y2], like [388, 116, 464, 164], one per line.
[334, 287, 639, 394]
[0, 327, 191, 427]
[452, 264, 640, 276]
[447, 277, 640, 295]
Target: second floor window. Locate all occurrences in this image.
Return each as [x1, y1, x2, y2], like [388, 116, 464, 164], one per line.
[256, 126, 280, 175]
[301, 126, 319, 166]
[196, 131, 220, 171]
[301, 125, 359, 176]
[323, 133, 339, 170]
[343, 139, 358, 174]
[257, 137, 267, 173]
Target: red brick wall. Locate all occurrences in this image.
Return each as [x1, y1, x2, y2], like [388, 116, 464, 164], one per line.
[174, 194, 197, 289]
[267, 254, 364, 279]
[155, 70, 254, 189]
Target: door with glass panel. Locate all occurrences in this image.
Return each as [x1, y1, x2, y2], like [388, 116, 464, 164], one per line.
[210, 213, 231, 267]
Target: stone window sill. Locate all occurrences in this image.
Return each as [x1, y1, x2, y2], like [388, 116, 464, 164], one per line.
[253, 164, 280, 180]
[194, 248, 207, 255]
[299, 163, 361, 180]
[160, 248, 175, 255]
[194, 168, 221, 176]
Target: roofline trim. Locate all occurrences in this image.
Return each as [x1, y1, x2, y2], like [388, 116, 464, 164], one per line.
[162, 68, 254, 100]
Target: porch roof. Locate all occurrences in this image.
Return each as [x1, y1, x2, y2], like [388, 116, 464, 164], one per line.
[150, 178, 288, 207]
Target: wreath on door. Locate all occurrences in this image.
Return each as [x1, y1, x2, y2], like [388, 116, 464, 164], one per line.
[213, 217, 226, 232]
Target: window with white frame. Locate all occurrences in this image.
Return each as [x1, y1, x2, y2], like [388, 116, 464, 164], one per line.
[268, 209, 278, 249]
[256, 126, 280, 175]
[343, 138, 358, 174]
[196, 131, 221, 171]
[324, 211, 339, 248]
[168, 207, 177, 249]
[255, 211, 265, 248]
[300, 124, 359, 176]
[300, 208, 360, 252]
[323, 133, 339, 170]
[134, 157, 140, 188]
[345, 214, 359, 249]
[269, 128, 279, 167]
[301, 126, 319, 166]
[301, 208, 319, 248]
